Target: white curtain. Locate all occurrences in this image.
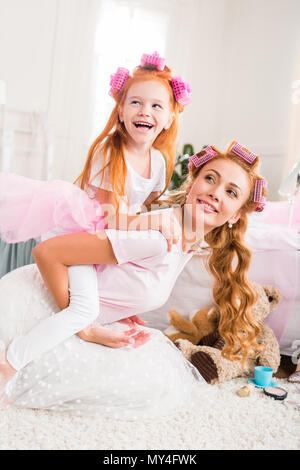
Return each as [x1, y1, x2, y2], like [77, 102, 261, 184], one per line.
[50, 0, 199, 182]
[48, 0, 101, 182]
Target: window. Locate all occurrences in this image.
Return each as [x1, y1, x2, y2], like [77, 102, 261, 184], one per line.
[92, 0, 168, 138]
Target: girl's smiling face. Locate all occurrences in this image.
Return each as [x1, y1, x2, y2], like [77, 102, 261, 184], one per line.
[186, 157, 251, 232]
[119, 80, 174, 147]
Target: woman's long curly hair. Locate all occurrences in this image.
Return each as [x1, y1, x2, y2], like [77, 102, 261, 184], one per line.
[158, 141, 267, 364]
[75, 65, 183, 211]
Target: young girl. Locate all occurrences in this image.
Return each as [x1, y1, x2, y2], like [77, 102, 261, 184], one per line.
[0, 141, 267, 416]
[0, 51, 191, 375]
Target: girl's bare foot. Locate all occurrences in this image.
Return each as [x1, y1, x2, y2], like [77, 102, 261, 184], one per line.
[0, 352, 17, 409]
[78, 324, 151, 348]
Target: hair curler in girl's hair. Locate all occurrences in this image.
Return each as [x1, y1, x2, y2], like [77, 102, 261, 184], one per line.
[170, 76, 192, 106]
[140, 51, 166, 71]
[108, 52, 192, 106]
[109, 67, 130, 96]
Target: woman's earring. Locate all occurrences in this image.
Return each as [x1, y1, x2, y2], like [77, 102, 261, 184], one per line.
[228, 223, 233, 228]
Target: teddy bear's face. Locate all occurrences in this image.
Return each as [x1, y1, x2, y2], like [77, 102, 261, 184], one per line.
[251, 283, 281, 321]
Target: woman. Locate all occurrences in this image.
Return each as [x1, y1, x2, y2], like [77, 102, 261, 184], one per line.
[0, 141, 267, 418]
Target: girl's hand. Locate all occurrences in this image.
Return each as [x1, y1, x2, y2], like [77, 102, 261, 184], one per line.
[157, 213, 182, 252]
[78, 324, 151, 349]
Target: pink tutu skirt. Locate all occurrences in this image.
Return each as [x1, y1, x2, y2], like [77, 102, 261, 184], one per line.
[0, 173, 105, 243]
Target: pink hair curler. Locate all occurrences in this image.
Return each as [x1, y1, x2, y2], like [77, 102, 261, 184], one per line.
[254, 178, 267, 212]
[171, 76, 192, 106]
[188, 146, 217, 171]
[231, 142, 258, 164]
[109, 67, 130, 96]
[140, 51, 166, 71]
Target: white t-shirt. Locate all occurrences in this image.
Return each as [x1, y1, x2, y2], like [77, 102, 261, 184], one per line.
[85, 148, 166, 214]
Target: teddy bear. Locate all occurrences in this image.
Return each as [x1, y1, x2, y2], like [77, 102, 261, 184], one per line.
[164, 306, 219, 345]
[164, 282, 281, 384]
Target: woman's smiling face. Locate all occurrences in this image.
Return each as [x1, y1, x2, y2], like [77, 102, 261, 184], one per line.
[186, 157, 251, 231]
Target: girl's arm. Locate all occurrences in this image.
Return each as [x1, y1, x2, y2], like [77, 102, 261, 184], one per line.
[142, 191, 160, 209]
[32, 232, 117, 310]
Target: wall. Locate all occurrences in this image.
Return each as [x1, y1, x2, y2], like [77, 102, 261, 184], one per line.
[175, 0, 300, 199]
[0, 0, 57, 111]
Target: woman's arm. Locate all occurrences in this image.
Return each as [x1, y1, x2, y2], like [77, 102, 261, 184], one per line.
[32, 232, 117, 310]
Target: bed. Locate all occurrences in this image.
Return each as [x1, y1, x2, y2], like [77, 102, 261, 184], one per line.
[142, 214, 300, 358]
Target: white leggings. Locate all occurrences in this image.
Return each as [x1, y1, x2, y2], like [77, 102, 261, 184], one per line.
[6, 265, 99, 371]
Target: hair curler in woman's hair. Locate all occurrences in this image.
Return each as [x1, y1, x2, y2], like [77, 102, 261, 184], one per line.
[187, 146, 217, 171]
[253, 179, 267, 212]
[230, 142, 258, 164]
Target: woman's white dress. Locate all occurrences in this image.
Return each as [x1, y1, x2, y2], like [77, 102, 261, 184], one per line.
[0, 264, 204, 419]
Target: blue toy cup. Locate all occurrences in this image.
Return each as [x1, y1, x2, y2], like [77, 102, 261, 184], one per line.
[254, 366, 273, 387]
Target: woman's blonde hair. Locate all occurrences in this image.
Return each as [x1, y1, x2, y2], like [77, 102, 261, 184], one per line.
[75, 65, 182, 211]
[158, 142, 267, 364]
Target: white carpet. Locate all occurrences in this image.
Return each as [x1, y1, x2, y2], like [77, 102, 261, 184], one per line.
[0, 377, 299, 450]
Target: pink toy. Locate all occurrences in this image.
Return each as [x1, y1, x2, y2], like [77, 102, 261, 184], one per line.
[254, 179, 267, 212]
[231, 142, 258, 164]
[140, 51, 166, 71]
[109, 67, 129, 96]
[171, 75, 192, 106]
[187, 146, 217, 171]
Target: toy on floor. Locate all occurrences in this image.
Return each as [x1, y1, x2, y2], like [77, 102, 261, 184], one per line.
[164, 306, 219, 345]
[236, 383, 255, 397]
[237, 382, 288, 401]
[263, 386, 288, 401]
[164, 282, 281, 384]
